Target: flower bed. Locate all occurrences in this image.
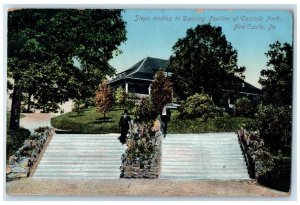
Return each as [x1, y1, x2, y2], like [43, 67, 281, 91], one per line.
[120, 123, 161, 178]
[6, 127, 53, 181]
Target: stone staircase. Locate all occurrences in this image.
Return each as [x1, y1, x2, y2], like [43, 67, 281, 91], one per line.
[33, 133, 126, 179]
[160, 133, 250, 180]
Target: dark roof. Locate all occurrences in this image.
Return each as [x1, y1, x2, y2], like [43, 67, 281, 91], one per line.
[239, 81, 262, 95]
[109, 57, 261, 96]
[109, 57, 168, 83]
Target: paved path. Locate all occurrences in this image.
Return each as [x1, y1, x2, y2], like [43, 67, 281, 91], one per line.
[5, 178, 288, 197]
[20, 113, 57, 133]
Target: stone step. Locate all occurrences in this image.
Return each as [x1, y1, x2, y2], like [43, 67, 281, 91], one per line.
[39, 158, 121, 162]
[49, 142, 122, 146]
[33, 172, 120, 178]
[160, 165, 247, 169]
[45, 149, 123, 155]
[50, 139, 121, 143]
[159, 171, 249, 176]
[53, 134, 119, 137]
[160, 168, 248, 172]
[36, 164, 121, 168]
[42, 153, 123, 157]
[33, 175, 120, 179]
[161, 155, 245, 159]
[162, 143, 240, 146]
[160, 133, 249, 180]
[161, 163, 246, 167]
[33, 133, 124, 179]
[159, 175, 250, 180]
[162, 144, 241, 149]
[35, 167, 121, 175]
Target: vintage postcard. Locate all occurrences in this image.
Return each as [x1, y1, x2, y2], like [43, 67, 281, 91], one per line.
[5, 6, 294, 198]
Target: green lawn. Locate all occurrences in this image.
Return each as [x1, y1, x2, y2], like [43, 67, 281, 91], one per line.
[51, 107, 125, 134]
[51, 107, 254, 134]
[168, 110, 254, 133]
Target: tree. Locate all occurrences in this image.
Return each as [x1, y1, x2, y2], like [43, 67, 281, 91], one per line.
[150, 70, 173, 115]
[234, 97, 253, 117]
[259, 41, 293, 106]
[114, 87, 126, 109]
[179, 93, 221, 121]
[8, 9, 127, 130]
[167, 24, 245, 104]
[94, 80, 114, 118]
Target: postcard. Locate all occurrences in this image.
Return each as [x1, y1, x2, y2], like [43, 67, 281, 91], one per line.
[5, 7, 294, 198]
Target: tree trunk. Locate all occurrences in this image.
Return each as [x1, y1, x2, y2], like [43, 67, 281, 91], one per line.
[9, 84, 23, 131]
[26, 93, 32, 113]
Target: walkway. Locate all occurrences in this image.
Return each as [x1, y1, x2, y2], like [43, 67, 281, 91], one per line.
[6, 178, 287, 197]
[20, 113, 57, 133]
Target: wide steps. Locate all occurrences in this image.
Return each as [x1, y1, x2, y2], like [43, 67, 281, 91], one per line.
[160, 133, 249, 180]
[33, 133, 125, 179]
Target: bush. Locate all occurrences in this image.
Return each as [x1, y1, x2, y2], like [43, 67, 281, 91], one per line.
[241, 104, 292, 192]
[6, 128, 31, 160]
[134, 97, 157, 123]
[234, 97, 253, 117]
[258, 154, 291, 192]
[179, 93, 221, 121]
[255, 105, 292, 154]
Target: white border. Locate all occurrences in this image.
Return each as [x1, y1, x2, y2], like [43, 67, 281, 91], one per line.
[1, 1, 298, 204]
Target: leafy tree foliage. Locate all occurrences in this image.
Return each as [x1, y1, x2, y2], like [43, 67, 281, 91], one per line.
[134, 97, 156, 123]
[255, 105, 292, 154]
[259, 41, 293, 106]
[168, 24, 245, 104]
[179, 93, 221, 121]
[150, 70, 173, 115]
[94, 81, 114, 118]
[8, 9, 126, 130]
[114, 87, 127, 109]
[234, 97, 253, 117]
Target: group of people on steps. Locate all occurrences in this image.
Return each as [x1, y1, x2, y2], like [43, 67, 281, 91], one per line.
[118, 106, 171, 144]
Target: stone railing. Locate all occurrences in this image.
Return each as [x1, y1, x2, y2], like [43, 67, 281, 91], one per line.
[237, 128, 256, 179]
[6, 127, 54, 181]
[120, 123, 162, 178]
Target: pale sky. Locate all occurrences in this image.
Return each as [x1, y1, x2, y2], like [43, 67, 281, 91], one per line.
[109, 9, 293, 88]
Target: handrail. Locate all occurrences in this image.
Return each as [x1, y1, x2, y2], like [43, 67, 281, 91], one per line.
[237, 129, 256, 179]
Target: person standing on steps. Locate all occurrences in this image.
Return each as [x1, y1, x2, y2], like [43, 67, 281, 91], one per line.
[118, 109, 132, 144]
[161, 106, 171, 138]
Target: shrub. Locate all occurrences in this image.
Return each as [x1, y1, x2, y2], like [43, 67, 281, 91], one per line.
[255, 105, 292, 154]
[234, 97, 253, 117]
[134, 97, 157, 123]
[179, 93, 221, 121]
[241, 129, 291, 192]
[6, 128, 31, 160]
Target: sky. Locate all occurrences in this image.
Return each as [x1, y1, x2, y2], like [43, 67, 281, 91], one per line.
[109, 9, 293, 88]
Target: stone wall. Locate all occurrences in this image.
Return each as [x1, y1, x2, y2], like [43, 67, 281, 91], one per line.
[120, 123, 162, 178]
[6, 127, 53, 181]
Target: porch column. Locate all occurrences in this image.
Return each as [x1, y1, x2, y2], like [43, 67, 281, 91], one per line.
[148, 84, 151, 95]
[125, 83, 128, 93]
